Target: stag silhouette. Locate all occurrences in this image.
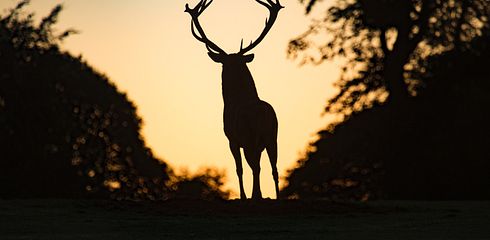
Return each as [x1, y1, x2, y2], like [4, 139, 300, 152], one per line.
[185, 0, 283, 199]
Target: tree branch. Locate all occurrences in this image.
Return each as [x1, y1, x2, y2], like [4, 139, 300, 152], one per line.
[379, 28, 390, 56]
[409, 0, 437, 51]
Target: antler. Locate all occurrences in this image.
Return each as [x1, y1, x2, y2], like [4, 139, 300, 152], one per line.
[185, 0, 226, 54]
[238, 0, 284, 55]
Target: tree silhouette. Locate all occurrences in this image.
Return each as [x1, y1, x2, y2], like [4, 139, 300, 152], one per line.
[282, 0, 490, 200]
[0, 1, 171, 199]
[289, 0, 489, 114]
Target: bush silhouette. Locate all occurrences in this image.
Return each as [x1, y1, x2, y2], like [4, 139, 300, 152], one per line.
[169, 168, 231, 200]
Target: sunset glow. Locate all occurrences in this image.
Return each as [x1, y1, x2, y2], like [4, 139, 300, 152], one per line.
[1, 0, 340, 198]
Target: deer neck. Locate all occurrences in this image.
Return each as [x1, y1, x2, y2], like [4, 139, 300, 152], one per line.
[221, 64, 260, 106]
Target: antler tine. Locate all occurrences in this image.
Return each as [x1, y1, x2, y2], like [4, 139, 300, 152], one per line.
[238, 0, 284, 55]
[255, 0, 283, 10]
[185, 0, 208, 15]
[255, 0, 271, 9]
[185, 0, 226, 54]
[190, 21, 203, 42]
[199, 0, 213, 14]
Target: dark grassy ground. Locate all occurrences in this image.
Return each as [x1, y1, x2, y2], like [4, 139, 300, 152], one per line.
[1, 199, 489, 239]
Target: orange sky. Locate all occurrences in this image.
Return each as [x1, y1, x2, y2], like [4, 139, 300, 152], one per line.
[1, 0, 340, 198]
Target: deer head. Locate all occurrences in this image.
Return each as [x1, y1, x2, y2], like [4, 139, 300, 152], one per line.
[185, 0, 283, 65]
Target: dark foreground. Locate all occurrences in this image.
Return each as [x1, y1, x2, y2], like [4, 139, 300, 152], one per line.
[1, 199, 489, 240]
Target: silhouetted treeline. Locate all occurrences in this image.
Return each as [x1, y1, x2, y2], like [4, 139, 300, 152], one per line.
[282, 0, 490, 200]
[0, 1, 229, 200]
[0, 1, 170, 199]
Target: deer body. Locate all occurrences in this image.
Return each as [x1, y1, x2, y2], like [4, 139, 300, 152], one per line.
[186, 0, 283, 199]
[217, 54, 278, 199]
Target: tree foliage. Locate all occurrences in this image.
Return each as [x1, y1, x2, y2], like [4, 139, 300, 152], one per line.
[289, 0, 489, 115]
[0, 1, 171, 199]
[282, 0, 490, 200]
[282, 31, 490, 200]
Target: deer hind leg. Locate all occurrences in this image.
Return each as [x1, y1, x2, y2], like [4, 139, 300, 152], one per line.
[229, 142, 246, 199]
[266, 141, 279, 199]
[244, 148, 262, 200]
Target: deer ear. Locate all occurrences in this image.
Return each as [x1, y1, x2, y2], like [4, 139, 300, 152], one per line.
[243, 54, 254, 63]
[208, 52, 223, 63]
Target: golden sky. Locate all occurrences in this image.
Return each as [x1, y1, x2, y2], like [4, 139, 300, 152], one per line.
[1, 0, 339, 198]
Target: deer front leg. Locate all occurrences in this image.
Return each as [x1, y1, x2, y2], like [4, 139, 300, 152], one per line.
[229, 142, 246, 199]
[252, 166, 262, 200]
[244, 148, 262, 200]
[266, 141, 279, 199]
